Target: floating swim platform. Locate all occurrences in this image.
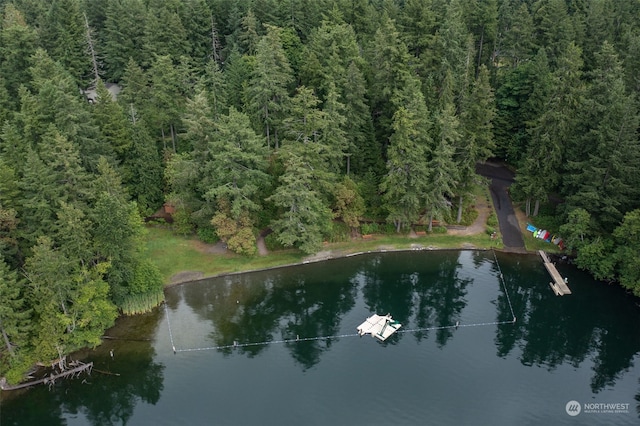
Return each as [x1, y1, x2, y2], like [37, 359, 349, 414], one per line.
[357, 314, 402, 341]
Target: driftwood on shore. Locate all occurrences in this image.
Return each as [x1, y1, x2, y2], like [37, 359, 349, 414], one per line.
[0, 362, 93, 391]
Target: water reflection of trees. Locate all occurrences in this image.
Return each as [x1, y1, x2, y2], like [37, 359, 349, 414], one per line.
[279, 271, 358, 369]
[180, 262, 358, 369]
[359, 254, 414, 343]
[1, 312, 165, 426]
[65, 312, 165, 425]
[178, 252, 477, 370]
[63, 344, 164, 425]
[494, 252, 640, 393]
[176, 250, 640, 389]
[360, 252, 472, 347]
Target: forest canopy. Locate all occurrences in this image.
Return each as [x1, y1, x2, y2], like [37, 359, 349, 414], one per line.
[1, 0, 640, 383]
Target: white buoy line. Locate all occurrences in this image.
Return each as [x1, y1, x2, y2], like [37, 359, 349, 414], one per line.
[164, 250, 517, 354]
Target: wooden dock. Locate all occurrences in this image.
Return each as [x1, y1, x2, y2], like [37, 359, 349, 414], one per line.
[357, 314, 402, 341]
[538, 250, 571, 295]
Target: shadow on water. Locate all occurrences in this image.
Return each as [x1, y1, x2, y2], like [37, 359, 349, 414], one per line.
[171, 250, 640, 387]
[171, 251, 480, 366]
[4, 250, 640, 424]
[494, 251, 640, 394]
[1, 310, 166, 426]
[166, 250, 640, 421]
[175, 262, 359, 369]
[359, 251, 473, 347]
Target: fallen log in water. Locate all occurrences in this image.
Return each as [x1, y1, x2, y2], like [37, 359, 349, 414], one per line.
[101, 335, 151, 341]
[93, 368, 120, 376]
[0, 362, 93, 391]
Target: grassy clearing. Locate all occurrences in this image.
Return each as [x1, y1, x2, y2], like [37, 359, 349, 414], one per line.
[145, 226, 305, 282]
[521, 233, 561, 253]
[145, 225, 502, 285]
[513, 205, 562, 253]
[145, 181, 505, 284]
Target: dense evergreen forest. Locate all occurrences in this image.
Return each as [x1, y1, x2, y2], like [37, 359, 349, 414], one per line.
[1, 0, 640, 383]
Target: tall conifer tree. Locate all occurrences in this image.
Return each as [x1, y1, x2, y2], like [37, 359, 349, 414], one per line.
[40, 0, 92, 85]
[564, 42, 640, 231]
[246, 25, 293, 149]
[0, 254, 30, 358]
[380, 77, 431, 232]
[103, 0, 146, 81]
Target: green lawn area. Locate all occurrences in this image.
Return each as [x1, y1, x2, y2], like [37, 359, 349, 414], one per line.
[144, 226, 306, 282]
[514, 205, 563, 254]
[521, 230, 562, 253]
[145, 225, 502, 285]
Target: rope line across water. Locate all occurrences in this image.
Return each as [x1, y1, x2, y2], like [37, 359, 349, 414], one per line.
[164, 302, 178, 353]
[174, 333, 361, 353]
[165, 252, 517, 353]
[492, 249, 517, 323]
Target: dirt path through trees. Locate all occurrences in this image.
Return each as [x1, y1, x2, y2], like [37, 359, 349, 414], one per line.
[446, 197, 491, 237]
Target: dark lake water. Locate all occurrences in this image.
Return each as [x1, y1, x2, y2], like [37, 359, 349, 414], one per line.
[2, 250, 640, 425]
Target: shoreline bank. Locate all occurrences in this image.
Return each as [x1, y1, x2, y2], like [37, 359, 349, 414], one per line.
[163, 239, 528, 287]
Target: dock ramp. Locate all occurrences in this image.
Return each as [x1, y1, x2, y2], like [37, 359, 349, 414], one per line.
[539, 250, 571, 295]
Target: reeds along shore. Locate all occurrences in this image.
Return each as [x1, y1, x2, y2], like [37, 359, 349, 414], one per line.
[119, 289, 165, 316]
